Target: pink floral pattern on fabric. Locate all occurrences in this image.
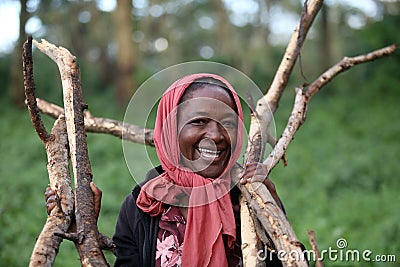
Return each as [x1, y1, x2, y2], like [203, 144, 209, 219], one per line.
[155, 205, 242, 266]
[155, 206, 185, 267]
[156, 235, 182, 266]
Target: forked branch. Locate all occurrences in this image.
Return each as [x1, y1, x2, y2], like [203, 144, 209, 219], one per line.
[263, 44, 398, 175]
[24, 36, 74, 267]
[30, 38, 114, 266]
[239, 1, 324, 266]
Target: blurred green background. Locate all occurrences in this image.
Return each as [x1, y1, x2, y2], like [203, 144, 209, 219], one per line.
[0, 0, 399, 266]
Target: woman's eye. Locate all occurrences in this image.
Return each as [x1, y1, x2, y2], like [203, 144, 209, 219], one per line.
[190, 119, 207, 125]
[222, 120, 237, 128]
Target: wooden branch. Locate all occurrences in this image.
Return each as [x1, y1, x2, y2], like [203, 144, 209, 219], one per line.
[247, 0, 323, 163]
[263, 87, 306, 172]
[36, 98, 154, 146]
[305, 44, 398, 99]
[33, 39, 109, 266]
[240, 195, 265, 267]
[24, 37, 74, 267]
[263, 44, 398, 174]
[29, 116, 75, 267]
[306, 230, 324, 267]
[23, 36, 53, 144]
[239, 2, 323, 265]
[239, 43, 397, 266]
[234, 168, 307, 267]
[239, 1, 398, 266]
[260, 0, 323, 114]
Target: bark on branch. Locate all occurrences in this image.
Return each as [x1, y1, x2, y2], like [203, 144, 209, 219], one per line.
[36, 98, 154, 146]
[238, 43, 397, 266]
[239, 1, 324, 266]
[32, 38, 113, 266]
[263, 44, 398, 175]
[29, 116, 74, 267]
[24, 36, 74, 267]
[23, 36, 53, 144]
[306, 230, 324, 267]
[264, 0, 323, 113]
[305, 44, 398, 99]
[240, 195, 265, 267]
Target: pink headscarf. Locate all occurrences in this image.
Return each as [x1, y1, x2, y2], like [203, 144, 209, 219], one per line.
[136, 73, 244, 266]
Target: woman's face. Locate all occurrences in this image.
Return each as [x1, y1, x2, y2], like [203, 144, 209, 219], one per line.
[177, 85, 238, 178]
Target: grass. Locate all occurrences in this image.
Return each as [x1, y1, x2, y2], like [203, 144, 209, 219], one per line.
[0, 80, 399, 266]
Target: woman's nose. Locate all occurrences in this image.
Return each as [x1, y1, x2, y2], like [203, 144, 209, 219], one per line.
[205, 121, 224, 142]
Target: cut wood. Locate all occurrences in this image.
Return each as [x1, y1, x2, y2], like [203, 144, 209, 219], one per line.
[240, 1, 323, 266]
[24, 36, 74, 267]
[32, 38, 113, 266]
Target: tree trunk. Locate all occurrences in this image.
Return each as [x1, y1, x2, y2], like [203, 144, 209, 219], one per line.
[319, 3, 332, 72]
[214, 0, 234, 61]
[10, 0, 28, 107]
[114, 0, 135, 105]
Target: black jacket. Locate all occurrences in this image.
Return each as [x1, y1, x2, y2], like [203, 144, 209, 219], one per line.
[113, 166, 163, 267]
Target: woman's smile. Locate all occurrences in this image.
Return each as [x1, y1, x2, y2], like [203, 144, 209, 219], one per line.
[197, 147, 221, 159]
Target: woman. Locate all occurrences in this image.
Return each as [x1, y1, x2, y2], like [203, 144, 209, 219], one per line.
[46, 73, 284, 266]
[112, 73, 283, 266]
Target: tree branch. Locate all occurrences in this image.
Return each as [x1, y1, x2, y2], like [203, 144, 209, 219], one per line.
[239, 1, 324, 266]
[240, 195, 265, 266]
[305, 44, 398, 99]
[238, 1, 397, 265]
[239, 43, 397, 266]
[263, 44, 398, 174]
[263, 87, 306, 172]
[261, 0, 324, 114]
[29, 116, 75, 267]
[234, 167, 307, 267]
[36, 98, 154, 146]
[34, 39, 109, 266]
[23, 36, 53, 144]
[24, 38, 74, 267]
[306, 230, 324, 267]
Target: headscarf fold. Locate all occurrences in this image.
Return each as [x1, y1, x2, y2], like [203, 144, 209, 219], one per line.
[136, 73, 244, 266]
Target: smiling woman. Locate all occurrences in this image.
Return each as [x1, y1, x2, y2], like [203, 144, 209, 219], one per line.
[111, 73, 285, 267]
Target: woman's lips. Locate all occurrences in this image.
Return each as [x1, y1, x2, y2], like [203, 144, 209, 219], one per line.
[197, 147, 222, 161]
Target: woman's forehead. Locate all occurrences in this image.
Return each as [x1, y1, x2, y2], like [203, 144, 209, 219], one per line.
[181, 85, 235, 108]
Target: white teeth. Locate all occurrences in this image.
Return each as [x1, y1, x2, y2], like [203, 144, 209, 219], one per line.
[198, 148, 221, 158]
